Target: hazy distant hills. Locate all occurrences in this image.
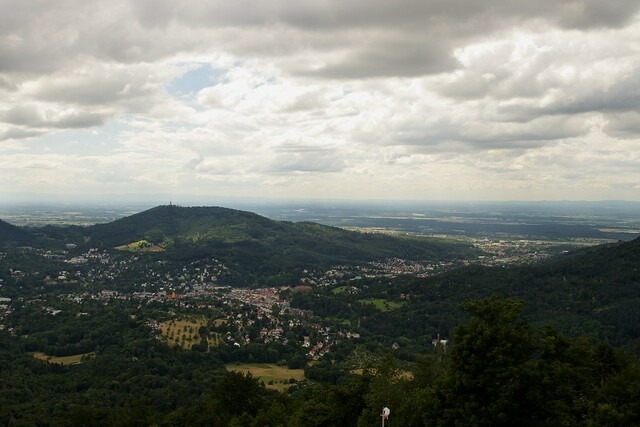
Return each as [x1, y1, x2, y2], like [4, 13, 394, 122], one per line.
[33, 205, 477, 283]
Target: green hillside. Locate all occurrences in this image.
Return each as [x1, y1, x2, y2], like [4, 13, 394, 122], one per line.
[86, 205, 276, 246]
[353, 237, 640, 349]
[72, 205, 478, 284]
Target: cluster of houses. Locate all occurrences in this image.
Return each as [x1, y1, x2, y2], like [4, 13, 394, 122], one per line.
[0, 296, 11, 332]
[2, 243, 456, 364]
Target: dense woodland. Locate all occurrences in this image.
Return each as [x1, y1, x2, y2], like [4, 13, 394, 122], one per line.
[287, 237, 640, 356]
[1, 296, 640, 426]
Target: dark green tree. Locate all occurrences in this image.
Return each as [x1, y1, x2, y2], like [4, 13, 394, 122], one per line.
[213, 370, 265, 420]
[429, 295, 539, 426]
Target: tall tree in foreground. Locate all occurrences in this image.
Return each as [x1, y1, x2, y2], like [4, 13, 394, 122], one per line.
[429, 295, 538, 426]
[422, 295, 640, 426]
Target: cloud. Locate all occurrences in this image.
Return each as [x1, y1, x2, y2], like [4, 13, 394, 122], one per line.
[0, 105, 107, 129]
[265, 145, 347, 174]
[3, 0, 638, 82]
[390, 115, 590, 152]
[27, 66, 158, 107]
[0, 126, 46, 142]
[294, 38, 458, 79]
[604, 112, 640, 138]
[500, 71, 640, 121]
[0, 1, 639, 201]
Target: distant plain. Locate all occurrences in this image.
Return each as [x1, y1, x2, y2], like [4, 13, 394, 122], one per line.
[2, 200, 639, 242]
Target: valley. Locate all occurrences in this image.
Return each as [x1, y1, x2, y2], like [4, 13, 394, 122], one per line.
[1, 203, 640, 425]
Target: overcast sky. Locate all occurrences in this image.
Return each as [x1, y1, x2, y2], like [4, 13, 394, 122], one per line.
[1, 0, 640, 203]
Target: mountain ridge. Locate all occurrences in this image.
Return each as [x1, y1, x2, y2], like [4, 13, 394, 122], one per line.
[35, 204, 478, 285]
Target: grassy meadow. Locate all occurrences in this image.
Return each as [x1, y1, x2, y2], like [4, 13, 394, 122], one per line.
[115, 239, 165, 252]
[225, 363, 305, 391]
[32, 351, 96, 365]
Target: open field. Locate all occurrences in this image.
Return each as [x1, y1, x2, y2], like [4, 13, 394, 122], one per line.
[225, 362, 305, 391]
[213, 318, 228, 327]
[326, 316, 352, 326]
[360, 298, 405, 311]
[115, 239, 165, 252]
[32, 352, 95, 365]
[159, 317, 222, 350]
[332, 286, 351, 295]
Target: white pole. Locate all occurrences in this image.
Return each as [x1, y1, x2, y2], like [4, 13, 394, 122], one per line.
[381, 406, 390, 427]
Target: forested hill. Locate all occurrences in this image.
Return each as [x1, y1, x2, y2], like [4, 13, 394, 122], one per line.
[42, 205, 478, 284]
[0, 219, 32, 243]
[86, 205, 277, 246]
[386, 236, 640, 347]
